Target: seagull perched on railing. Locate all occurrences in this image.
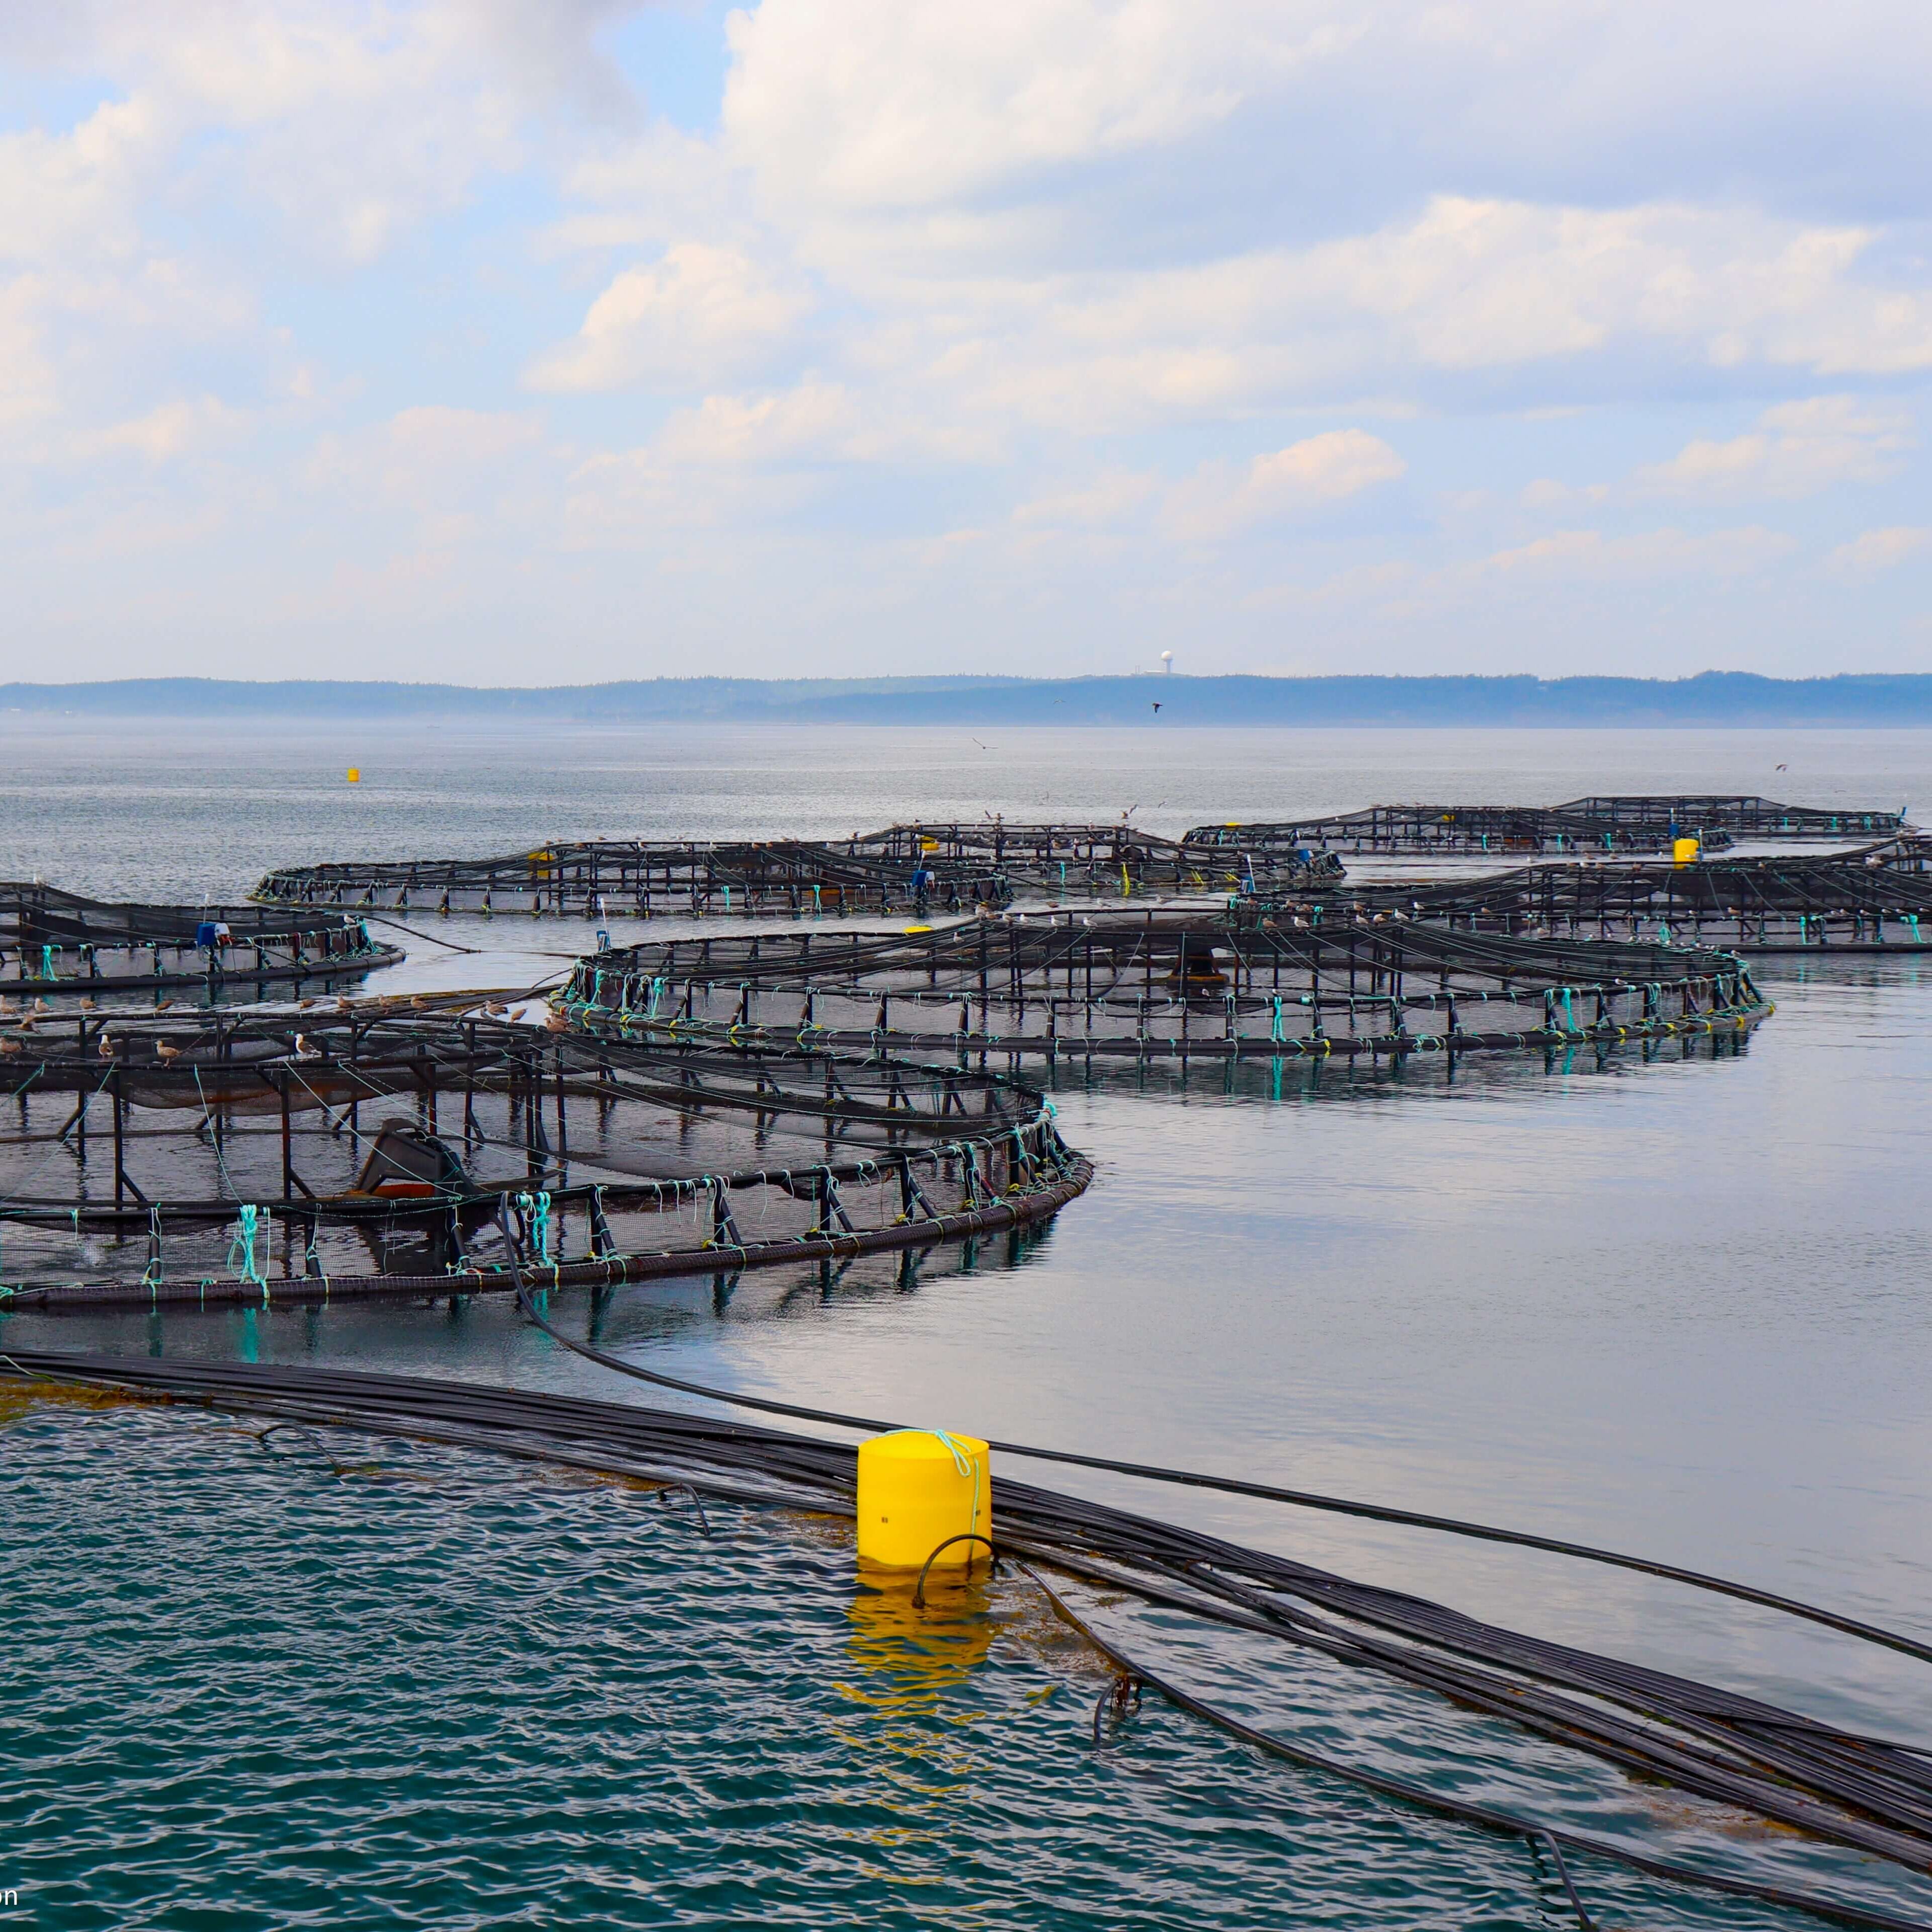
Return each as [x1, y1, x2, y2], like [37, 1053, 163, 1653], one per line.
[292, 1033, 323, 1062]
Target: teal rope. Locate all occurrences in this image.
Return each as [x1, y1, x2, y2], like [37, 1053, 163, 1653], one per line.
[227, 1204, 270, 1296]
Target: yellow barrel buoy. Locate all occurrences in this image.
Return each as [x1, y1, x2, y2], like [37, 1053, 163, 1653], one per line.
[346, 767, 361, 784]
[856, 1429, 991, 1572]
[1672, 835, 1700, 864]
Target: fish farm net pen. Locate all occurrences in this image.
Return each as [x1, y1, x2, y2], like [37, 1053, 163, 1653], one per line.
[558, 909, 1770, 1061]
[0, 881, 399, 998]
[1310, 844, 1932, 953]
[248, 823, 1339, 921]
[1186, 794, 1907, 857]
[0, 1010, 1089, 1305]
[5, 1341, 1932, 1932]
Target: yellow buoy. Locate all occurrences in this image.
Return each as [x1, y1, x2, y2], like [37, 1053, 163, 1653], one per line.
[855, 1429, 991, 1573]
[1672, 835, 1700, 864]
[346, 767, 361, 784]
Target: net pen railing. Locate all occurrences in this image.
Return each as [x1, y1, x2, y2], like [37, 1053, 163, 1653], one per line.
[1185, 795, 1908, 858]
[555, 913, 1769, 1061]
[251, 826, 1343, 921]
[0, 1011, 1089, 1308]
[0, 883, 398, 995]
[1313, 847, 1932, 951]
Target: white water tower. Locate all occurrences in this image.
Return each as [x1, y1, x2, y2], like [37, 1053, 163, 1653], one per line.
[1160, 651, 1173, 674]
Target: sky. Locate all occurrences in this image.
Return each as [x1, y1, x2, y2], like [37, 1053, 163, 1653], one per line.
[2, 0, 1929, 685]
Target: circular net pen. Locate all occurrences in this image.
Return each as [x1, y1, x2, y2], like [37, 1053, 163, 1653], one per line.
[555, 914, 1769, 1062]
[1183, 802, 1735, 858]
[251, 826, 1342, 923]
[0, 882, 400, 1000]
[0, 1012, 1088, 1310]
[1334, 849, 1932, 952]
[1186, 795, 1906, 859]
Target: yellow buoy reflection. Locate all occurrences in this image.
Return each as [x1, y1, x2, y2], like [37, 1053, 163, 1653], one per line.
[840, 1573, 994, 1721]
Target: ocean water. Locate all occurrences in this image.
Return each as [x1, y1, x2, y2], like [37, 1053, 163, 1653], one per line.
[3, 718, 1932, 1927]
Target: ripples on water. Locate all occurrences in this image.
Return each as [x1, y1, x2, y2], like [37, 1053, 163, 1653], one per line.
[7, 1394, 1920, 1930]
[5, 723, 1932, 1925]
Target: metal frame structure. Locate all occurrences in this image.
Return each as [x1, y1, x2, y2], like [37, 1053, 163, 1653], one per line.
[250, 824, 1341, 920]
[0, 1011, 1088, 1307]
[0, 881, 399, 997]
[1312, 846, 1932, 951]
[556, 912, 1767, 1061]
[1185, 795, 1907, 858]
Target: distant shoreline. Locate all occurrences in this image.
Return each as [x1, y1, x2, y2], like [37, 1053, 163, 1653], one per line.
[8, 671, 1932, 727]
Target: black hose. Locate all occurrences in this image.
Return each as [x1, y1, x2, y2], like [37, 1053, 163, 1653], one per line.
[502, 1271, 1932, 1669]
[1022, 1564, 1932, 1932]
[9, 1344, 1932, 1928]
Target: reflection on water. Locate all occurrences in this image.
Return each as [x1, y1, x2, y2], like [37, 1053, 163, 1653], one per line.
[843, 1576, 999, 1721]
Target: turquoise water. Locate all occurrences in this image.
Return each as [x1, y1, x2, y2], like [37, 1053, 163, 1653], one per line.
[4, 721, 1932, 1925]
[3, 1396, 1918, 1931]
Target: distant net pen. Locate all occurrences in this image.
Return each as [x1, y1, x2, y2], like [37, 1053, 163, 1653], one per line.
[0, 880, 399, 999]
[0, 1009, 1088, 1308]
[554, 908, 1770, 1062]
[1317, 843, 1932, 952]
[249, 822, 1340, 921]
[1183, 793, 1908, 858]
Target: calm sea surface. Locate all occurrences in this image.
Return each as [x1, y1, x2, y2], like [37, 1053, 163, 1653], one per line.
[3, 718, 1931, 1927]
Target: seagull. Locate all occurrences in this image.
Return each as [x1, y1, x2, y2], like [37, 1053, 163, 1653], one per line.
[298, 997, 317, 1010]
[153, 999, 172, 1013]
[1776, 762, 1788, 772]
[1151, 701, 1161, 713]
[79, 997, 97, 1011]
[32, 997, 49, 1013]
[99, 1034, 117, 1059]
[293, 1033, 322, 1062]
[155, 1040, 182, 1062]
[0, 1039, 19, 1057]
[485, 1001, 510, 1017]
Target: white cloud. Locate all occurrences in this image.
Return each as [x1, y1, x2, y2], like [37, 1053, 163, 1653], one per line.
[303, 406, 552, 550]
[1013, 470, 1158, 529]
[1828, 526, 1932, 576]
[1163, 430, 1405, 539]
[78, 393, 250, 462]
[4, 0, 1932, 677]
[723, 0, 1313, 215]
[1632, 394, 1913, 501]
[654, 381, 856, 464]
[527, 244, 812, 392]
[1477, 525, 1796, 583]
